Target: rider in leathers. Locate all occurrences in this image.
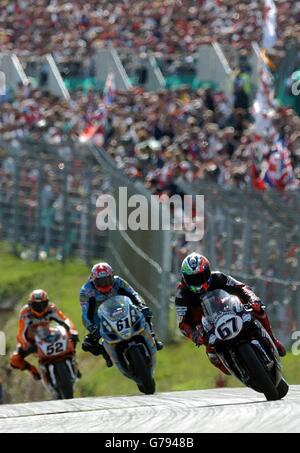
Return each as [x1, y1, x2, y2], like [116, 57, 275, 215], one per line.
[10, 289, 79, 379]
[176, 253, 286, 374]
[80, 262, 163, 366]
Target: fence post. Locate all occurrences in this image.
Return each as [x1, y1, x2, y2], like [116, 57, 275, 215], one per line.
[159, 228, 172, 343]
[225, 212, 233, 273]
[35, 157, 43, 260]
[258, 220, 268, 301]
[242, 207, 251, 276]
[294, 233, 300, 332]
[11, 155, 20, 256]
[86, 163, 93, 266]
[207, 210, 217, 268]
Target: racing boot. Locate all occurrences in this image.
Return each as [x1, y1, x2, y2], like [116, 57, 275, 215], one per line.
[206, 346, 231, 375]
[155, 340, 164, 351]
[146, 318, 164, 351]
[100, 345, 113, 368]
[82, 335, 113, 367]
[153, 334, 164, 351]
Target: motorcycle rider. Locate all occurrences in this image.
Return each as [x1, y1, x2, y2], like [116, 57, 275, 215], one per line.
[10, 289, 80, 380]
[80, 262, 163, 367]
[176, 253, 286, 375]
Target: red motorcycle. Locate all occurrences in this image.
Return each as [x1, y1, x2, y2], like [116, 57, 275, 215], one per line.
[33, 323, 78, 399]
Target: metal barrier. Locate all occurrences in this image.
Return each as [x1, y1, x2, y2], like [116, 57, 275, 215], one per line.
[197, 43, 234, 97]
[0, 53, 29, 90]
[174, 179, 300, 346]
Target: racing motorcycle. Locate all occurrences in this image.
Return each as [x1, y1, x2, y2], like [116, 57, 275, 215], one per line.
[201, 289, 289, 401]
[34, 323, 78, 399]
[98, 295, 157, 394]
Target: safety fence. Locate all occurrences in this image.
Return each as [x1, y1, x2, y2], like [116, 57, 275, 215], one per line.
[0, 138, 109, 263]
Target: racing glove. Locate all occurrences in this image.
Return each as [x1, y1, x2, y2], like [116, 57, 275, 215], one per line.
[192, 324, 206, 347]
[69, 330, 79, 345]
[140, 306, 153, 323]
[89, 324, 101, 342]
[245, 299, 265, 313]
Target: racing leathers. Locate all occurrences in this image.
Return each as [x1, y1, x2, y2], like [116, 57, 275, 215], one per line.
[80, 275, 161, 365]
[10, 303, 78, 379]
[175, 272, 286, 375]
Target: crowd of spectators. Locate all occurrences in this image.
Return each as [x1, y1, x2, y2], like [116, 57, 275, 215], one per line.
[1, 81, 300, 194]
[1, 0, 300, 72]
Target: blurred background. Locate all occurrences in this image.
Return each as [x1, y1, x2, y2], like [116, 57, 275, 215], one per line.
[1, 0, 300, 404]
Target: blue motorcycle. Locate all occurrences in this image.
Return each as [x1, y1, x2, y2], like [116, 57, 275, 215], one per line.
[97, 295, 157, 394]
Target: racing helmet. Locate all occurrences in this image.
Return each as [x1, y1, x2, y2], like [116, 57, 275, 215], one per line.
[91, 262, 114, 293]
[28, 289, 49, 317]
[181, 253, 211, 293]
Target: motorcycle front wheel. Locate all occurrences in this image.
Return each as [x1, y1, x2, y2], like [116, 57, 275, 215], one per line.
[53, 361, 74, 399]
[126, 345, 155, 395]
[238, 343, 279, 401]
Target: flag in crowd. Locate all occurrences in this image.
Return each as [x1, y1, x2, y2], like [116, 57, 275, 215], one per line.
[104, 72, 116, 106]
[262, 0, 277, 51]
[79, 103, 108, 144]
[262, 140, 296, 190]
[80, 72, 116, 143]
[253, 56, 276, 138]
[253, 0, 277, 137]
[251, 0, 295, 190]
[252, 138, 298, 191]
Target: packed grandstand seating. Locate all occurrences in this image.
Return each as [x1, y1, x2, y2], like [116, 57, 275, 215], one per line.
[1, 0, 300, 215]
[1, 82, 300, 193]
[1, 0, 299, 57]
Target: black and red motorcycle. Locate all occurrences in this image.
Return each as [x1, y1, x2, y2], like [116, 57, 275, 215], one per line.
[201, 289, 289, 401]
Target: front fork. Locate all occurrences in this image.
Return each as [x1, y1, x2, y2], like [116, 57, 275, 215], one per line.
[40, 357, 77, 397]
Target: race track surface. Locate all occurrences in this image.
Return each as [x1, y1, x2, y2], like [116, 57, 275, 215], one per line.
[0, 386, 299, 433]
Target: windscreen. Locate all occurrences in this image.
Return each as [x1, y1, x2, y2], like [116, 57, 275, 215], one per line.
[201, 289, 243, 319]
[98, 296, 131, 321]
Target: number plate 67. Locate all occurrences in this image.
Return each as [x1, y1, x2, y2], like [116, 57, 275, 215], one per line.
[215, 314, 243, 340]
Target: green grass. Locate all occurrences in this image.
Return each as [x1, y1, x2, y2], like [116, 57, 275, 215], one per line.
[1, 246, 300, 403]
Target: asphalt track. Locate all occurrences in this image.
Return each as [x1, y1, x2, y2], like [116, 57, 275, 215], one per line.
[0, 386, 299, 433]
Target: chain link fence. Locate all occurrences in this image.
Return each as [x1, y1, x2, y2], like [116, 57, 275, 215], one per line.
[0, 138, 109, 262]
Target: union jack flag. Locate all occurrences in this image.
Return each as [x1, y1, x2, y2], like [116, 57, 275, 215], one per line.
[103, 72, 116, 106]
